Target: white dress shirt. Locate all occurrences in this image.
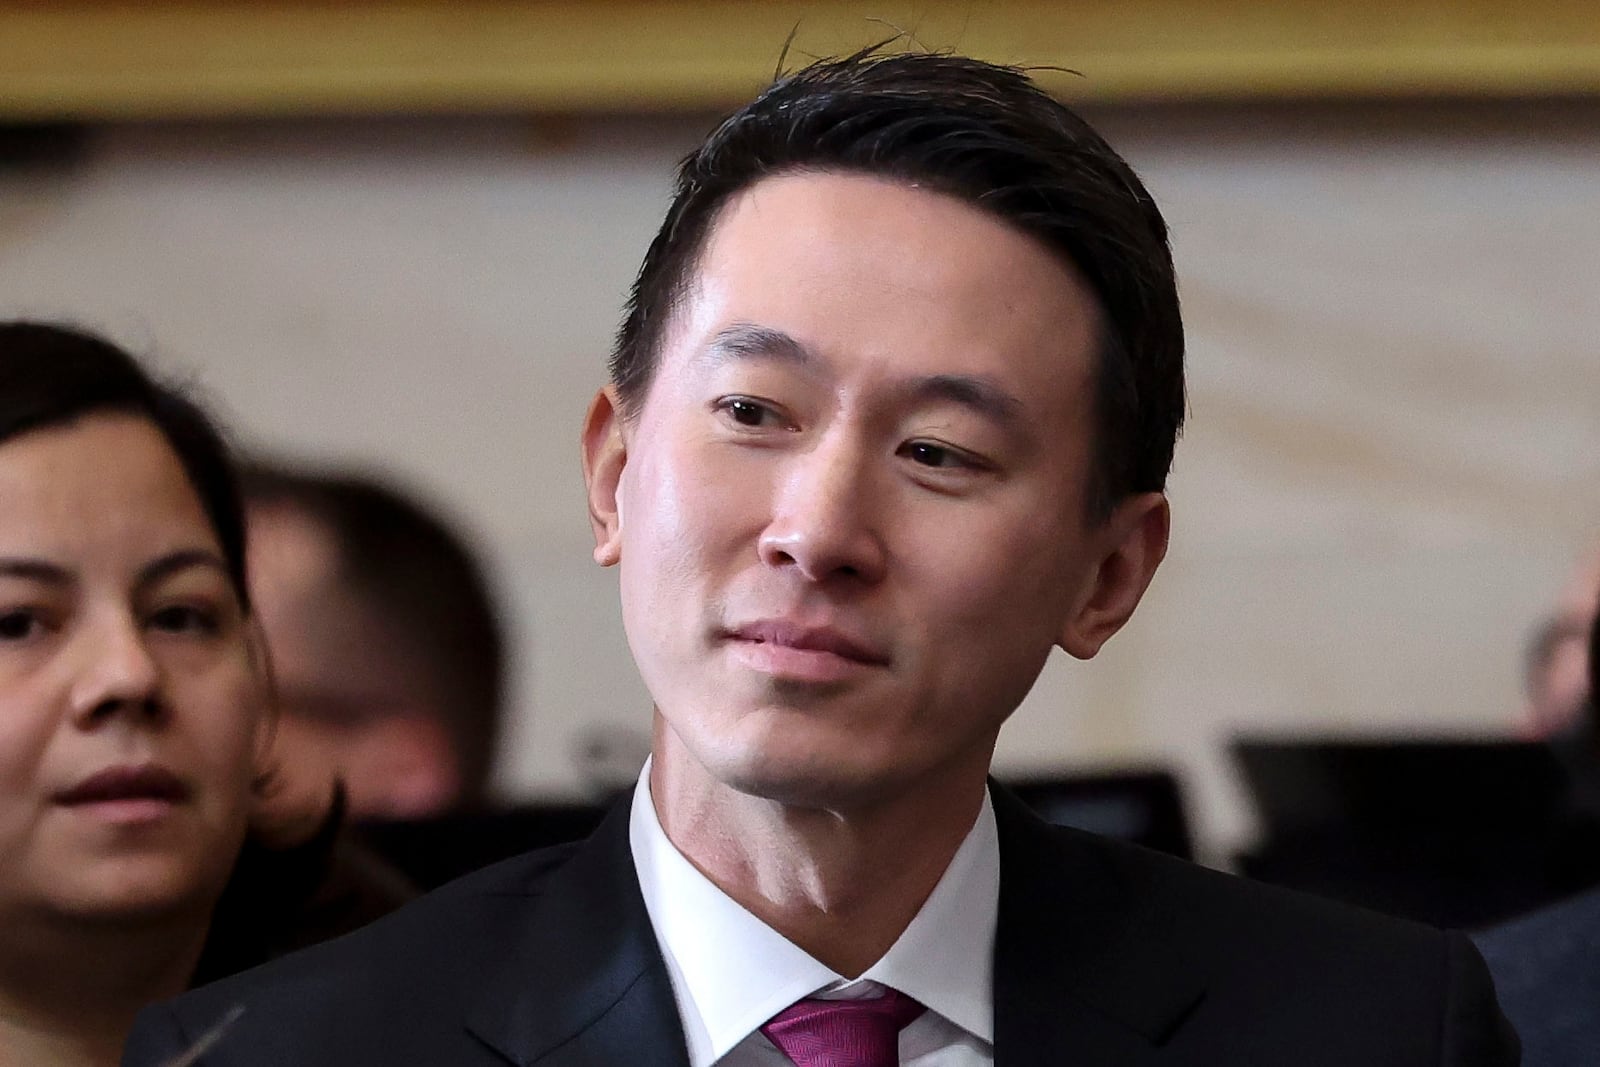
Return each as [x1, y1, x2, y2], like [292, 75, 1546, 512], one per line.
[630, 764, 997, 1066]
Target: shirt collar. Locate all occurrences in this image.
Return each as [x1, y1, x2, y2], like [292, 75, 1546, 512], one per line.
[629, 762, 997, 1066]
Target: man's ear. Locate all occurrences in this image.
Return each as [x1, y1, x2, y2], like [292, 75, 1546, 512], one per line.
[581, 386, 627, 567]
[1057, 492, 1170, 660]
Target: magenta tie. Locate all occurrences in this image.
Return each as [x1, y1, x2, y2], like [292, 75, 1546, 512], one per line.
[759, 988, 926, 1067]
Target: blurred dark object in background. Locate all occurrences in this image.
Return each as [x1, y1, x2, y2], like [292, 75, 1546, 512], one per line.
[1234, 738, 1600, 928]
[358, 804, 609, 891]
[353, 742, 1600, 922]
[1001, 768, 1194, 861]
[0, 123, 85, 169]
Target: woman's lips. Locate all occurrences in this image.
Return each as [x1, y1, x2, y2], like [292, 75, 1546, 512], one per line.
[54, 764, 191, 823]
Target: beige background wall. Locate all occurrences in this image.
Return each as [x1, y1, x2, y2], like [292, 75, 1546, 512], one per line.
[2, 104, 1596, 858]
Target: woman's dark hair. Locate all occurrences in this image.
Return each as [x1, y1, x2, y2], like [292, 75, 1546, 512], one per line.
[611, 48, 1184, 520]
[0, 321, 251, 609]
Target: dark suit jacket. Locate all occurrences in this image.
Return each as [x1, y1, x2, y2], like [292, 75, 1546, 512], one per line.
[1474, 886, 1600, 1067]
[123, 786, 1517, 1066]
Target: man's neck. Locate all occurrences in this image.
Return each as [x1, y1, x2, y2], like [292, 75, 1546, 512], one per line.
[0, 908, 208, 1067]
[649, 724, 991, 978]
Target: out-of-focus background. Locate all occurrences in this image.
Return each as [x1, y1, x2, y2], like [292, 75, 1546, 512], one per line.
[3, 2, 1597, 906]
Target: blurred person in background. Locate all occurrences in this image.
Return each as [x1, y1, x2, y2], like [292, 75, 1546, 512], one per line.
[1478, 580, 1600, 1067]
[239, 465, 506, 820]
[0, 322, 405, 1067]
[1522, 539, 1600, 742]
[1520, 538, 1600, 824]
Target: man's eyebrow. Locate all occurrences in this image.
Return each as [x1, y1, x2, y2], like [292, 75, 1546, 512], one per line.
[697, 324, 1027, 427]
[0, 558, 72, 584]
[135, 549, 231, 592]
[905, 373, 1027, 429]
[700, 323, 815, 367]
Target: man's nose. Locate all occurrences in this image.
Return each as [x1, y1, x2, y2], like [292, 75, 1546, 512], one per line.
[69, 614, 165, 727]
[757, 434, 888, 585]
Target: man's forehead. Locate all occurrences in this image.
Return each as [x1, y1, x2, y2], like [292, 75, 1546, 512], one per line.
[690, 170, 1099, 318]
[683, 173, 1098, 337]
[702, 169, 1018, 253]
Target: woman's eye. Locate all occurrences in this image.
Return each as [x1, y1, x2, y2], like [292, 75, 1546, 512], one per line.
[147, 605, 220, 636]
[0, 610, 41, 642]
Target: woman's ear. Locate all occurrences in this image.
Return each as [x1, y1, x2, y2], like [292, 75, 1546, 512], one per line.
[581, 386, 627, 567]
[243, 615, 279, 773]
[241, 615, 333, 848]
[1057, 492, 1170, 660]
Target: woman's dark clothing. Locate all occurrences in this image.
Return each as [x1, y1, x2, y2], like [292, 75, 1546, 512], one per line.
[191, 789, 416, 987]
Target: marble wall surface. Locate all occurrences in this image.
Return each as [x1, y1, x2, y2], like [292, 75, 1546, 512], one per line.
[1, 103, 1595, 857]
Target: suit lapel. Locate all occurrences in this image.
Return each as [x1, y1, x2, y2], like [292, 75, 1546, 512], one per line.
[460, 781, 1208, 1066]
[464, 795, 691, 1067]
[991, 784, 1206, 1067]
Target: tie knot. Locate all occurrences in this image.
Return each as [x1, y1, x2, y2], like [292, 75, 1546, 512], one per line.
[760, 988, 926, 1067]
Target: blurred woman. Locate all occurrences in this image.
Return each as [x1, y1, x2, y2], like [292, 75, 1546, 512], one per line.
[0, 322, 402, 1066]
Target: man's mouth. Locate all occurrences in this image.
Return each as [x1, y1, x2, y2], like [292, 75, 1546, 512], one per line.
[724, 619, 890, 681]
[728, 620, 889, 662]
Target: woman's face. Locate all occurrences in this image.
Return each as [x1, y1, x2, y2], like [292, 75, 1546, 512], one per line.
[0, 413, 265, 924]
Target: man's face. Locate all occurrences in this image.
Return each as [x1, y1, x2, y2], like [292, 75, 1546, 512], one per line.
[247, 505, 460, 819]
[585, 171, 1166, 809]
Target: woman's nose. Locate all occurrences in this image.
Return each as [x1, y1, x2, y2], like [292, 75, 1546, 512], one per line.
[68, 616, 164, 727]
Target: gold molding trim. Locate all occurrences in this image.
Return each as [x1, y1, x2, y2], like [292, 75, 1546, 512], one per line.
[2, 1, 1598, 120]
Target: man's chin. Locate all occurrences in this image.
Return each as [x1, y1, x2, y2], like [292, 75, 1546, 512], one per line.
[713, 753, 906, 813]
[658, 709, 921, 811]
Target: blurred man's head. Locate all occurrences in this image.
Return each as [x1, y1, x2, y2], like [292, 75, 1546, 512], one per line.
[1524, 539, 1600, 740]
[242, 465, 505, 818]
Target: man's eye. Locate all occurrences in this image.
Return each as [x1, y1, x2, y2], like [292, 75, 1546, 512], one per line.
[148, 605, 220, 636]
[0, 610, 42, 642]
[900, 440, 973, 470]
[717, 397, 782, 428]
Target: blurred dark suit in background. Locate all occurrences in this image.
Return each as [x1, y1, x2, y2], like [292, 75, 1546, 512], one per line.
[1476, 580, 1600, 1067]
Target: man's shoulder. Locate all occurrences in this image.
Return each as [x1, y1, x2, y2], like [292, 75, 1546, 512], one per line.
[1021, 811, 1449, 960]
[132, 840, 585, 1063]
[1001, 819, 1517, 1062]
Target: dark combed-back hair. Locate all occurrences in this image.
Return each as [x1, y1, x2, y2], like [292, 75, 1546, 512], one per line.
[240, 465, 506, 807]
[0, 321, 250, 607]
[610, 48, 1185, 519]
